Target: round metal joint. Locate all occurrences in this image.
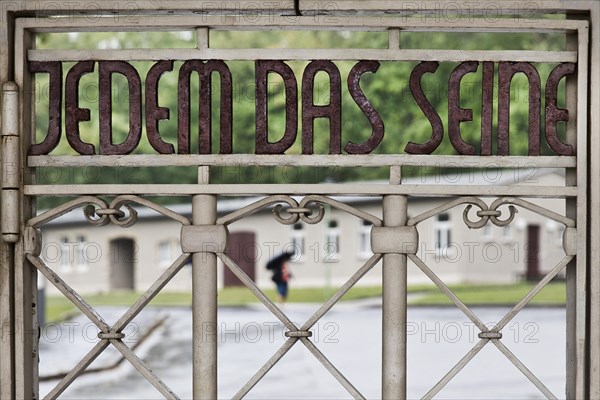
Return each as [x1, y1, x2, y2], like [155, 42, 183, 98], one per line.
[285, 330, 313, 338]
[98, 332, 126, 340]
[476, 210, 501, 217]
[95, 208, 125, 218]
[478, 331, 502, 339]
[286, 207, 312, 214]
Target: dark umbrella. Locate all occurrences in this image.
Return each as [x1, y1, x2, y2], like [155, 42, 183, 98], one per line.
[266, 251, 294, 270]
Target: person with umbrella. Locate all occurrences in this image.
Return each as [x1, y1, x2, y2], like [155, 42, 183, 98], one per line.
[266, 251, 294, 304]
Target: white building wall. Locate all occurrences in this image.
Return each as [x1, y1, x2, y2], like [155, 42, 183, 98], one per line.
[39, 172, 568, 295]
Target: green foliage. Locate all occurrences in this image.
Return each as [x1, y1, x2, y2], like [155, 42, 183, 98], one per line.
[34, 30, 568, 207]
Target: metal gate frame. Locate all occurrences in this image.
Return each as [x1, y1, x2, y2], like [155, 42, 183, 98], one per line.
[0, 1, 599, 399]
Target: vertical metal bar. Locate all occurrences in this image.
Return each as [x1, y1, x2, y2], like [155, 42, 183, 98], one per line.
[13, 24, 37, 400]
[197, 27, 209, 51]
[192, 166, 218, 399]
[382, 165, 407, 399]
[565, 19, 590, 399]
[564, 24, 578, 400]
[0, 244, 14, 400]
[1, 82, 19, 399]
[1, 82, 20, 241]
[574, 24, 590, 400]
[588, 3, 600, 398]
[388, 29, 400, 50]
[0, 14, 17, 397]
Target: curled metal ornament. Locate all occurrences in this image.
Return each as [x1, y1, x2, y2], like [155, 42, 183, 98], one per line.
[28, 196, 108, 228]
[108, 203, 138, 227]
[111, 195, 190, 225]
[462, 204, 489, 229]
[464, 203, 518, 229]
[271, 197, 301, 225]
[296, 200, 325, 224]
[489, 205, 517, 227]
[108, 197, 140, 227]
[272, 199, 325, 225]
[83, 202, 139, 228]
[83, 204, 110, 226]
[272, 204, 300, 225]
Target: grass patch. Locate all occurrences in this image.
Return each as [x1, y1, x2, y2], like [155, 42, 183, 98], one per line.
[410, 282, 566, 306]
[43, 282, 565, 323]
[45, 296, 80, 323]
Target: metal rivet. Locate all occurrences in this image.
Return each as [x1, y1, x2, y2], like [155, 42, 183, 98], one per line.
[285, 330, 312, 338]
[98, 332, 126, 340]
[478, 332, 502, 339]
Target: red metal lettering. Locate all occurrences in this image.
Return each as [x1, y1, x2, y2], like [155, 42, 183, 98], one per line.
[255, 60, 298, 154]
[65, 61, 95, 155]
[99, 61, 142, 155]
[498, 62, 541, 156]
[146, 60, 175, 154]
[448, 61, 478, 155]
[545, 63, 576, 156]
[177, 60, 233, 154]
[29, 61, 62, 155]
[480, 61, 494, 156]
[301, 60, 342, 155]
[344, 61, 384, 155]
[404, 61, 443, 154]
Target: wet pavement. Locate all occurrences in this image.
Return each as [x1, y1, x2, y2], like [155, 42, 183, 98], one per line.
[39, 303, 566, 399]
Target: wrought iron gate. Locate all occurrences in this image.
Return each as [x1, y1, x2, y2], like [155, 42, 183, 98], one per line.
[1, 2, 599, 399]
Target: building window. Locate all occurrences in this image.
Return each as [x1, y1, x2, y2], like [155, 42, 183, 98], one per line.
[76, 235, 88, 272]
[435, 213, 451, 250]
[158, 239, 179, 268]
[502, 225, 512, 241]
[556, 225, 565, 245]
[60, 237, 72, 273]
[359, 220, 372, 259]
[546, 220, 564, 245]
[290, 223, 305, 260]
[325, 220, 340, 260]
[483, 223, 493, 241]
[158, 240, 172, 267]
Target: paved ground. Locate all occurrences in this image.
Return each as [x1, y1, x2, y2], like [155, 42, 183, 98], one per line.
[39, 302, 566, 399]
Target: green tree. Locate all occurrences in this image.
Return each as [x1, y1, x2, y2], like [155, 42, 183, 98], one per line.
[33, 29, 568, 206]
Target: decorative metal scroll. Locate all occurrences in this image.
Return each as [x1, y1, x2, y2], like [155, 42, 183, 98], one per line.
[26, 197, 191, 400]
[29, 193, 574, 399]
[406, 197, 575, 399]
[216, 195, 384, 399]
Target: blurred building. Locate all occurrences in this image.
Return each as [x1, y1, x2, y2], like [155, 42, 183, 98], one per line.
[39, 169, 567, 295]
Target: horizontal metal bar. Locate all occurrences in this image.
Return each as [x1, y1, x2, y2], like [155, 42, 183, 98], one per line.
[24, 184, 579, 197]
[10, 0, 597, 14]
[28, 48, 576, 63]
[28, 155, 578, 168]
[18, 14, 587, 33]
